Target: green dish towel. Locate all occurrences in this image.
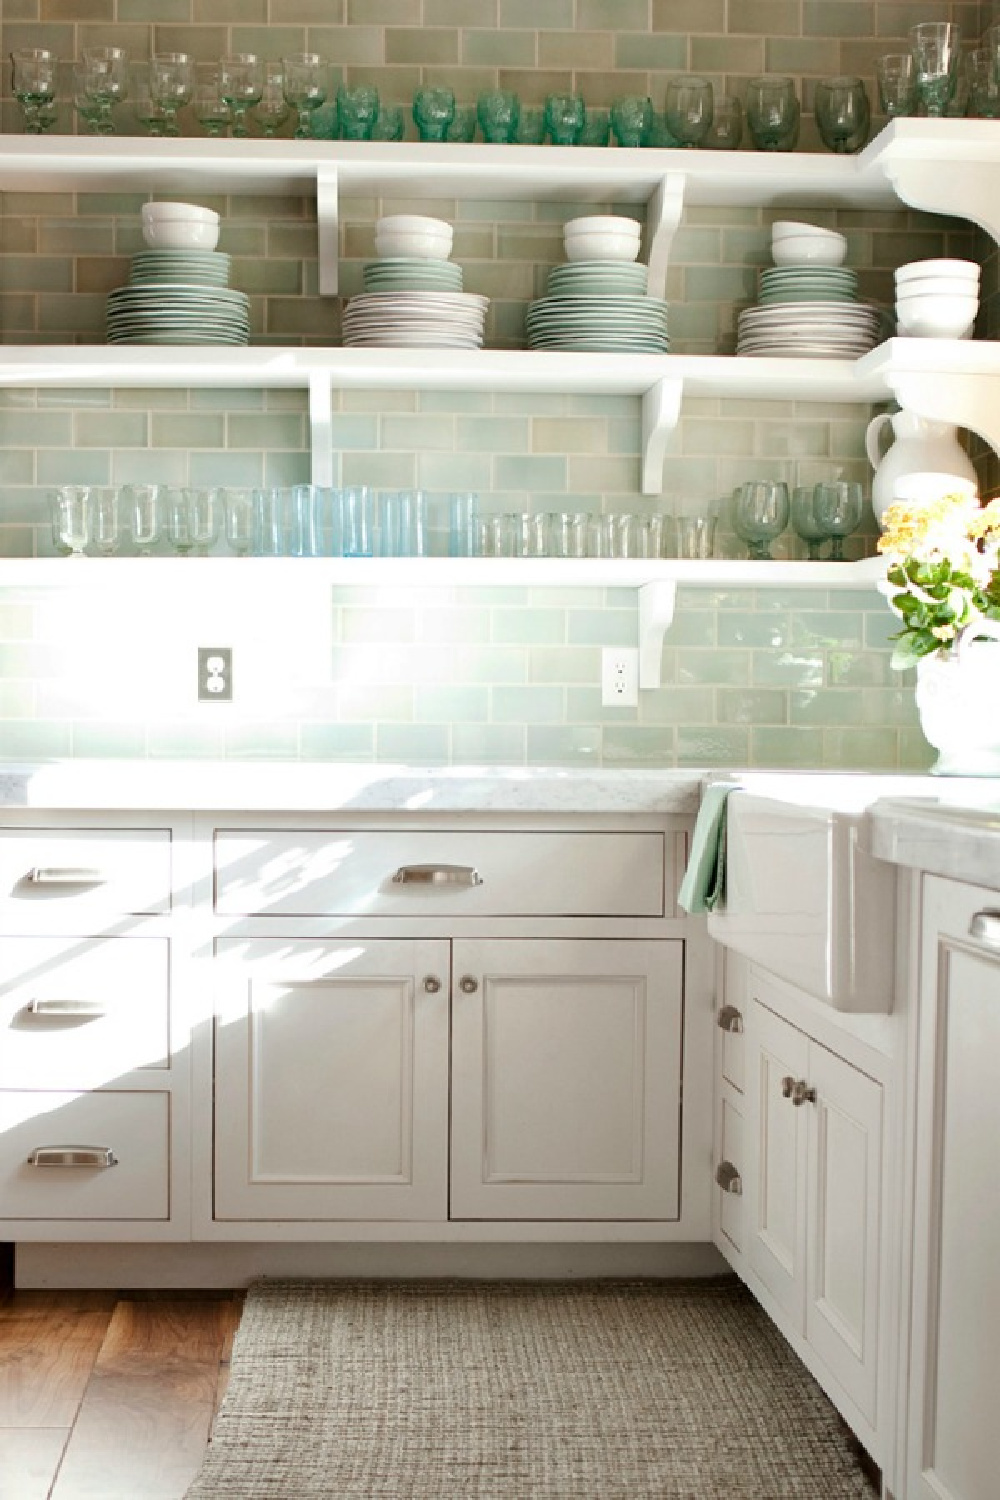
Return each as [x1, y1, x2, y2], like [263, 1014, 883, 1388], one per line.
[677, 782, 738, 914]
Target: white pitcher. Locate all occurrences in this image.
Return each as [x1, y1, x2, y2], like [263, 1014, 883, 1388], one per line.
[865, 409, 978, 526]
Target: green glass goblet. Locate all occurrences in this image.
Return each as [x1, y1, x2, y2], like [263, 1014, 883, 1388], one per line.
[477, 89, 519, 143]
[791, 486, 828, 561]
[338, 82, 380, 140]
[813, 482, 863, 561]
[732, 480, 790, 560]
[544, 93, 585, 146]
[610, 94, 652, 147]
[815, 75, 870, 154]
[910, 22, 962, 118]
[412, 86, 455, 142]
[11, 48, 57, 134]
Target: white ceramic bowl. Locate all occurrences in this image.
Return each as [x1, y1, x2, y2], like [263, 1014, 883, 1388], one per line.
[141, 217, 221, 250]
[564, 214, 640, 241]
[375, 231, 453, 260]
[142, 201, 220, 226]
[377, 214, 453, 237]
[895, 258, 979, 285]
[771, 234, 847, 267]
[895, 276, 982, 298]
[563, 231, 641, 263]
[771, 220, 844, 242]
[895, 293, 978, 339]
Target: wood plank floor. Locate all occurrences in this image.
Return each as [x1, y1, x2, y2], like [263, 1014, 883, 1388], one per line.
[0, 1289, 243, 1500]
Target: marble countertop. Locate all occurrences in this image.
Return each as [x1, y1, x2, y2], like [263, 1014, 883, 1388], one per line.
[868, 791, 1000, 889]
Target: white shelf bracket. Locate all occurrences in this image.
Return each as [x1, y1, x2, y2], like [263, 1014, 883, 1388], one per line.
[641, 376, 684, 495]
[884, 158, 1000, 251]
[316, 166, 339, 296]
[638, 579, 677, 690]
[308, 370, 335, 487]
[645, 173, 686, 302]
[887, 369, 1000, 466]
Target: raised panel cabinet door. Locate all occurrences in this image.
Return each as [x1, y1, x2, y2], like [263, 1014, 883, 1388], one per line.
[908, 878, 1000, 1500]
[213, 937, 450, 1222]
[745, 1001, 809, 1327]
[804, 1042, 883, 1427]
[449, 938, 682, 1220]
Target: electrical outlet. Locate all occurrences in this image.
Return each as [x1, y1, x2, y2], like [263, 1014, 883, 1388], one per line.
[601, 646, 639, 707]
[198, 647, 233, 702]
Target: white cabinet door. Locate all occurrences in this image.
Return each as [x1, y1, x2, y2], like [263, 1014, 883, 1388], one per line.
[450, 938, 682, 1220]
[746, 1001, 809, 1324]
[907, 877, 1000, 1500]
[214, 937, 450, 1221]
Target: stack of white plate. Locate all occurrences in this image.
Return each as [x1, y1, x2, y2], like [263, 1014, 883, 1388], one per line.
[362, 257, 463, 293]
[758, 265, 858, 305]
[107, 244, 249, 346]
[342, 291, 489, 348]
[736, 301, 884, 358]
[527, 258, 666, 352]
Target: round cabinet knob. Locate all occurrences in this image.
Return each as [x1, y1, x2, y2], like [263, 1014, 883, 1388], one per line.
[459, 975, 479, 994]
[422, 976, 442, 993]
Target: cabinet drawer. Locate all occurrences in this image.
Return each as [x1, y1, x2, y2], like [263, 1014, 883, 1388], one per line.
[0, 937, 170, 1087]
[0, 829, 172, 927]
[0, 1090, 169, 1220]
[214, 828, 668, 918]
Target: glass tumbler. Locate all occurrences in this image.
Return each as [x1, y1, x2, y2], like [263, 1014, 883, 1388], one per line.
[664, 76, 714, 148]
[732, 481, 790, 559]
[876, 54, 918, 118]
[910, 23, 962, 118]
[49, 486, 90, 557]
[704, 96, 743, 150]
[123, 482, 162, 554]
[746, 76, 800, 151]
[412, 86, 455, 142]
[223, 487, 255, 556]
[477, 89, 520, 143]
[968, 49, 1000, 118]
[814, 76, 870, 154]
[88, 487, 121, 556]
[544, 93, 586, 146]
[337, 83, 380, 140]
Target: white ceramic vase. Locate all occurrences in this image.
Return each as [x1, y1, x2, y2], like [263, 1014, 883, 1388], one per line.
[915, 621, 1000, 775]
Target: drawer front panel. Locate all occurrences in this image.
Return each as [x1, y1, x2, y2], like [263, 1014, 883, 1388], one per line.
[214, 829, 667, 919]
[0, 829, 172, 926]
[0, 937, 170, 1087]
[0, 1090, 169, 1220]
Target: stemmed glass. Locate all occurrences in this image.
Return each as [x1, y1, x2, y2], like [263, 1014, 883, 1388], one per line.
[73, 62, 106, 135]
[732, 480, 790, 559]
[814, 76, 870, 154]
[149, 51, 195, 136]
[49, 487, 90, 558]
[664, 76, 714, 148]
[813, 482, 863, 561]
[337, 83, 380, 140]
[219, 53, 263, 139]
[544, 94, 586, 146]
[193, 66, 231, 138]
[910, 23, 962, 118]
[791, 486, 828, 561]
[412, 86, 455, 142]
[81, 47, 129, 135]
[130, 62, 169, 136]
[11, 49, 57, 134]
[123, 483, 162, 555]
[477, 89, 520, 143]
[746, 76, 800, 151]
[282, 53, 327, 139]
[610, 95, 652, 147]
[255, 67, 290, 137]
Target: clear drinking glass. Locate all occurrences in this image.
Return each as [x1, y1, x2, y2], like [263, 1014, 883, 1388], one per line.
[545, 93, 586, 145]
[812, 481, 863, 561]
[123, 482, 162, 554]
[412, 86, 455, 142]
[814, 76, 870, 154]
[88, 487, 120, 556]
[223, 487, 255, 556]
[73, 62, 107, 135]
[254, 67, 290, 138]
[448, 492, 480, 556]
[165, 488, 197, 556]
[130, 62, 169, 136]
[81, 47, 129, 135]
[219, 53, 263, 139]
[910, 23, 962, 118]
[664, 76, 714, 148]
[790, 486, 828, 560]
[337, 83, 380, 140]
[253, 486, 284, 556]
[193, 66, 232, 138]
[876, 54, 918, 118]
[11, 49, 57, 134]
[703, 95, 743, 149]
[149, 51, 195, 136]
[49, 486, 90, 557]
[677, 515, 717, 559]
[477, 89, 520, 143]
[732, 481, 790, 559]
[610, 95, 652, 148]
[968, 49, 1000, 119]
[281, 53, 327, 139]
[339, 485, 374, 557]
[745, 76, 800, 151]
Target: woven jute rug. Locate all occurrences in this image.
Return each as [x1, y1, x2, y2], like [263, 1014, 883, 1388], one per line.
[185, 1277, 878, 1499]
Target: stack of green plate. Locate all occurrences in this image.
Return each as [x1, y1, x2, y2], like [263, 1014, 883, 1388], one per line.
[758, 265, 858, 305]
[106, 284, 249, 345]
[526, 294, 668, 353]
[546, 261, 648, 298]
[363, 257, 463, 293]
[130, 250, 231, 287]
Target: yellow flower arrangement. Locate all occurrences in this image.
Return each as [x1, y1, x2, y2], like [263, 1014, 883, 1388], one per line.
[877, 491, 1000, 667]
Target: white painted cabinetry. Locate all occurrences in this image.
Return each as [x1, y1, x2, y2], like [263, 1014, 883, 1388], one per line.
[904, 874, 1000, 1500]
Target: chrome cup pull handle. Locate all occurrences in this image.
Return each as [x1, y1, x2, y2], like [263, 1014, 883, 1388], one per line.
[970, 909, 1000, 948]
[391, 864, 483, 887]
[28, 999, 108, 1019]
[27, 1145, 117, 1169]
[717, 1004, 744, 1034]
[715, 1161, 742, 1195]
[27, 867, 108, 887]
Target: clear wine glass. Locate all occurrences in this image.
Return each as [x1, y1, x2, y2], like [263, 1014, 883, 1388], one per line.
[732, 480, 790, 560]
[49, 486, 90, 557]
[254, 67, 290, 137]
[910, 23, 962, 118]
[813, 482, 864, 561]
[11, 48, 57, 135]
[81, 46, 129, 135]
[72, 62, 106, 135]
[791, 485, 828, 561]
[219, 53, 263, 139]
[664, 76, 714, 148]
[745, 75, 799, 151]
[149, 51, 195, 136]
[193, 65, 231, 138]
[281, 53, 327, 139]
[814, 76, 870, 154]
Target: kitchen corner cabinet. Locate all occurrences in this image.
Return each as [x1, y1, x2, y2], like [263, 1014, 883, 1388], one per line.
[904, 874, 1000, 1500]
